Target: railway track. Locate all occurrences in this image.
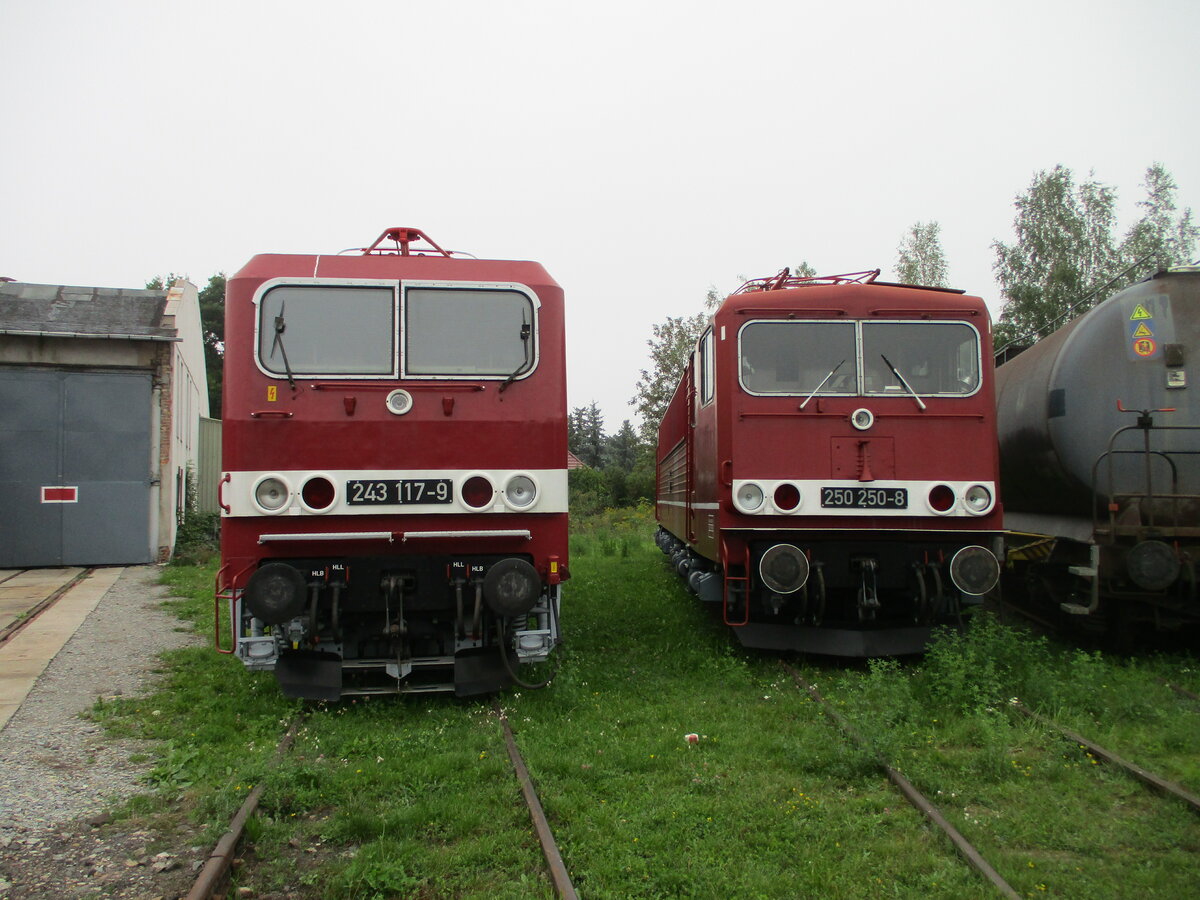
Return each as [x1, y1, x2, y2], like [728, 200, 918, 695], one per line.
[783, 661, 1200, 897]
[0, 567, 93, 645]
[183, 702, 577, 899]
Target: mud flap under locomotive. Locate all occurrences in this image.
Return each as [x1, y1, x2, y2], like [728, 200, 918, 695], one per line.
[220, 554, 561, 699]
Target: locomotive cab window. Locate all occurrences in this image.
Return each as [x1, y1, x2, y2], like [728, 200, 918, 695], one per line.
[257, 285, 395, 376]
[404, 287, 537, 377]
[739, 321, 858, 395]
[861, 321, 980, 396]
[699, 328, 715, 405]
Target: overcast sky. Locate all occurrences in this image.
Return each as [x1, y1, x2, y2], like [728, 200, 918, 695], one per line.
[3, 1, 1197, 430]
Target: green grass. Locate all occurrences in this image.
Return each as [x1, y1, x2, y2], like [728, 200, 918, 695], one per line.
[89, 511, 1200, 898]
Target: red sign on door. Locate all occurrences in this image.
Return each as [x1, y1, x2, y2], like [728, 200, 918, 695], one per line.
[41, 486, 79, 503]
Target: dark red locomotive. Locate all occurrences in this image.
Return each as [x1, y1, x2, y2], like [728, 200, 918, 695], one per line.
[655, 269, 1003, 655]
[215, 228, 567, 698]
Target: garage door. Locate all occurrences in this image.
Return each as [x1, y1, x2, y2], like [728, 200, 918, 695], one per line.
[0, 368, 153, 566]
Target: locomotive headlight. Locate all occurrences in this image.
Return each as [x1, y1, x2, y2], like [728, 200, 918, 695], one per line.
[734, 482, 765, 514]
[759, 543, 810, 594]
[773, 483, 802, 513]
[949, 545, 1000, 596]
[926, 484, 955, 514]
[964, 484, 993, 514]
[850, 408, 874, 431]
[300, 475, 337, 513]
[504, 474, 538, 509]
[461, 474, 496, 510]
[253, 475, 291, 513]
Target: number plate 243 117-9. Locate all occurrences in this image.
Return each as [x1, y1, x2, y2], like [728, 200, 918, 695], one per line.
[820, 486, 907, 510]
[347, 479, 453, 505]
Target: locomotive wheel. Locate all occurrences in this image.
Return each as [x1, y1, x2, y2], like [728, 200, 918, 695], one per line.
[809, 567, 826, 626]
[910, 564, 929, 624]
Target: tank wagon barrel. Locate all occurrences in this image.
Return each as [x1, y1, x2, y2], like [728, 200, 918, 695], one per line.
[996, 267, 1200, 627]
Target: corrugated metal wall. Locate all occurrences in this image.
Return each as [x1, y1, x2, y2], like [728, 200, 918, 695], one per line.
[196, 417, 222, 514]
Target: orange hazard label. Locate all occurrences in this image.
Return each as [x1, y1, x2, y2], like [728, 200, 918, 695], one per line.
[1134, 338, 1157, 357]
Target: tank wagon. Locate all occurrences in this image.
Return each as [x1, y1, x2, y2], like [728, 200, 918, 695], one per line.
[655, 269, 1003, 656]
[216, 227, 567, 699]
[996, 267, 1200, 631]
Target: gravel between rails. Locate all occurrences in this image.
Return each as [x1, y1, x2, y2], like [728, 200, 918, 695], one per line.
[0, 565, 204, 899]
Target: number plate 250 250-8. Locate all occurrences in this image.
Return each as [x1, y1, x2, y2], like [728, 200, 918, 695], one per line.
[820, 486, 907, 510]
[346, 479, 453, 505]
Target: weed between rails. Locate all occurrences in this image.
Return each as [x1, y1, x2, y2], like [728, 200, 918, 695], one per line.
[84, 511, 1200, 899]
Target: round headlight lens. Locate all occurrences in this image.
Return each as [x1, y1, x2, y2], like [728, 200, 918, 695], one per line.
[964, 484, 992, 513]
[850, 408, 874, 431]
[461, 475, 495, 509]
[773, 483, 801, 513]
[301, 476, 336, 512]
[254, 476, 290, 512]
[505, 475, 537, 509]
[735, 482, 765, 513]
[927, 484, 955, 513]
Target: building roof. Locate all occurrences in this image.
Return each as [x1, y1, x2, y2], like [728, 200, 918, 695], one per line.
[0, 282, 176, 341]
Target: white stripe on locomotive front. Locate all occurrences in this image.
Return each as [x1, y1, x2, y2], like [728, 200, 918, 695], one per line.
[658, 479, 997, 518]
[223, 469, 568, 517]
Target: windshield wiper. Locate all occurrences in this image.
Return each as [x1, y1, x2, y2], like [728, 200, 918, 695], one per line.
[270, 300, 297, 391]
[799, 359, 844, 410]
[880, 354, 925, 410]
[499, 314, 532, 393]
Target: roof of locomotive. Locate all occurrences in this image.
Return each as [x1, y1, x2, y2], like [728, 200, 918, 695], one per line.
[716, 271, 988, 320]
[229, 251, 560, 290]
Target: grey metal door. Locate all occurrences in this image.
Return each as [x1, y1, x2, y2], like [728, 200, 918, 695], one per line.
[0, 368, 153, 566]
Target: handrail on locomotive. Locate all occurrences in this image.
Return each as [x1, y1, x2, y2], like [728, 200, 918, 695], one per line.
[734, 268, 882, 294]
[354, 226, 455, 258]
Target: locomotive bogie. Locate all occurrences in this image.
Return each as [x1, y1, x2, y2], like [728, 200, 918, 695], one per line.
[227, 550, 560, 698]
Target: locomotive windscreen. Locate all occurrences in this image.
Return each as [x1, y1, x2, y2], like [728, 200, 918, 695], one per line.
[738, 319, 980, 397]
[861, 322, 980, 395]
[405, 287, 535, 376]
[739, 321, 857, 394]
[258, 285, 395, 375]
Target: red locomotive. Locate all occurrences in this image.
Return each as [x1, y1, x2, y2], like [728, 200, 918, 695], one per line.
[655, 269, 1003, 655]
[215, 227, 567, 699]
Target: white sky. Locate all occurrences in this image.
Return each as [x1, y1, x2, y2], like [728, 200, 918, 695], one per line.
[3, 0, 1197, 431]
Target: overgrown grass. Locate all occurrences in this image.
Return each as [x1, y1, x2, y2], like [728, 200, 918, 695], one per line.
[89, 514, 1200, 898]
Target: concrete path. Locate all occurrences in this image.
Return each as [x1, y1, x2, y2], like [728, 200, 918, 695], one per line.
[0, 567, 125, 730]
